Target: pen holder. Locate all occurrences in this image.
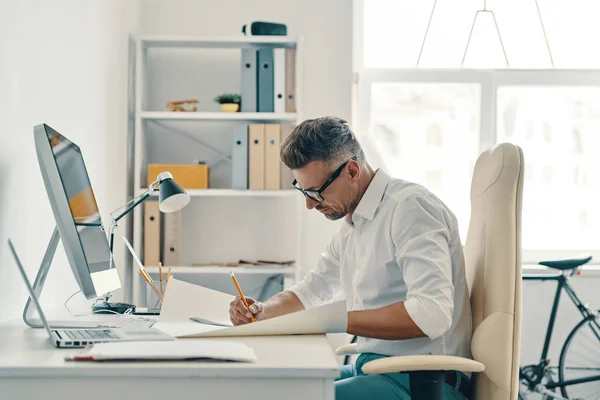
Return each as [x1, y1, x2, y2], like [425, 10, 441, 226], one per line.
[146, 281, 166, 313]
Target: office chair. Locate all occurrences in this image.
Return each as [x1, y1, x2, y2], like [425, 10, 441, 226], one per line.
[336, 143, 524, 400]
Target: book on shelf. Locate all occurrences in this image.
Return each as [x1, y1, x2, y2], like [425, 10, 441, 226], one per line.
[285, 48, 296, 112]
[257, 48, 274, 112]
[162, 210, 181, 266]
[142, 211, 181, 266]
[232, 125, 249, 189]
[240, 46, 295, 113]
[280, 124, 295, 189]
[147, 163, 208, 189]
[273, 48, 286, 113]
[241, 48, 257, 112]
[264, 124, 281, 190]
[248, 124, 265, 189]
[143, 200, 161, 266]
[231, 123, 295, 191]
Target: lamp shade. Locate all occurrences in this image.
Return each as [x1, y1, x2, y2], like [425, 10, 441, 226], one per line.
[158, 177, 190, 213]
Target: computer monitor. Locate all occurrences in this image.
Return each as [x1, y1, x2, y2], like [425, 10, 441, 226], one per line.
[34, 123, 120, 299]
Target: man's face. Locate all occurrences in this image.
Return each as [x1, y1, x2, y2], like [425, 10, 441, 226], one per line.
[293, 160, 360, 220]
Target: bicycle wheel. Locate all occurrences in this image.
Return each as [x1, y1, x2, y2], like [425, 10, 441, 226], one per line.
[559, 313, 600, 399]
[520, 365, 558, 399]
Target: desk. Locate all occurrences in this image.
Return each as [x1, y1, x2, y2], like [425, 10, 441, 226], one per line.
[0, 319, 339, 400]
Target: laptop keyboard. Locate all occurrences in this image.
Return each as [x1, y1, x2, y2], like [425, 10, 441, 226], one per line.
[63, 329, 119, 340]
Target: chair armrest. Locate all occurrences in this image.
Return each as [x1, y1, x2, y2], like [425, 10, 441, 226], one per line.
[362, 355, 485, 375]
[335, 343, 358, 356]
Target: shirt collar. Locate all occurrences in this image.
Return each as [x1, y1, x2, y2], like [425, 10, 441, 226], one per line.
[351, 169, 391, 222]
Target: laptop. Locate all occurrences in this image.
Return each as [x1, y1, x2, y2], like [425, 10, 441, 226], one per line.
[8, 239, 173, 348]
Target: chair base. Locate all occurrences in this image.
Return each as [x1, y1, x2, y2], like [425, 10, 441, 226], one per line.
[409, 370, 445, 400]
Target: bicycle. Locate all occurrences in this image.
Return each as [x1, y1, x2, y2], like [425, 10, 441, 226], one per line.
[519, 255, 600, 400]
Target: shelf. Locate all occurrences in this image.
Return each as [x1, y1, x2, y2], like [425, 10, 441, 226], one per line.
[140, 111, 297, 123]
[142, 189, 297, 197]
[140, 35, 298, 49]
[131, 32, 303, 305]
[145, 266, 296, 275]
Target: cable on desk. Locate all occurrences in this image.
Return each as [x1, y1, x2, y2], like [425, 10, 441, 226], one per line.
[64, 290, 84, 316]
[64, 290, 134, 316]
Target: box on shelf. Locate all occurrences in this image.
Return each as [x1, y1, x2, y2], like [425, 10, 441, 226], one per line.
[148, 163, 209, 189]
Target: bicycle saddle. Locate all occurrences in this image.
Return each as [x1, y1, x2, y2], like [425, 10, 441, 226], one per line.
[538, 255, 593, 270]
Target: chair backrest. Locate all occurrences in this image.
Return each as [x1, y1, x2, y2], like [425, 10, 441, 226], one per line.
[464, 143, 524, 400]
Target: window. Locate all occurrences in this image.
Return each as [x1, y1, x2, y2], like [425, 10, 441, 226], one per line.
[355, 0, 600, 260]
[525, 122, 535, 140]
[426, 170, 443, 188]
[368, 83, 480, 236]
[524, 163, 534, 184]
[497, 86, 600, 251]
[426, 124, 443, 147]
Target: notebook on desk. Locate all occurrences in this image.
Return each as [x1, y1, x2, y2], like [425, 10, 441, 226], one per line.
[65, 340, 257, 363]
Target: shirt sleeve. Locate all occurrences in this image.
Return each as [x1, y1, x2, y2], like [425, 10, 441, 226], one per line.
[288, 231, 343, 309]
[392, 194, 455, 340]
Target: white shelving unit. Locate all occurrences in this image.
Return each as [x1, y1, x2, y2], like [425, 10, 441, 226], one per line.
[140, 35, 298, 49]
[145, 265, 296, 275]
[129, 35, 304, 304]
[142, 189, 297, 197]
[140, 111, 297, 122]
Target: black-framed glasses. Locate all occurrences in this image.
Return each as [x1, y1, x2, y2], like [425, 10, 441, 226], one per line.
[292, 157, 357, 202]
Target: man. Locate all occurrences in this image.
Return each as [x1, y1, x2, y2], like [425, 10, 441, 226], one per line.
[229, 117, 472, 400]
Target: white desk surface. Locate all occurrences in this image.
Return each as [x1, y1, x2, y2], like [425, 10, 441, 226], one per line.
[0, 319, 340, 379]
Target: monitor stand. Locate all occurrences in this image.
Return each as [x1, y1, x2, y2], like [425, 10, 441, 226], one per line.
[22, 227, 126, 329]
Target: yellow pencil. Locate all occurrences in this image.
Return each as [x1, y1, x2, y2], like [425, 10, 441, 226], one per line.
[165, 268, 172, 282]
[139, 269, 149, 282]
[142, 268, 152, 282]
[230, 272, 256, 323]
[158, 262, 163, 282]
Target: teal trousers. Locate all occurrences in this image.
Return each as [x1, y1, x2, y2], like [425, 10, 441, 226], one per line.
[335, 353, 469, 400]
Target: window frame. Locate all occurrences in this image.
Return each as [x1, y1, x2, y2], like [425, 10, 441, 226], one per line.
[353, 0, 600, 263]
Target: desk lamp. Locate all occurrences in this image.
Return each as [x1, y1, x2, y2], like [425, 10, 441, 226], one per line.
[93, 171, 190, 313]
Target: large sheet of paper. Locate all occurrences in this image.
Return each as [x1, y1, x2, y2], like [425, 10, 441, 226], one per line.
[154, 279, 348, 338]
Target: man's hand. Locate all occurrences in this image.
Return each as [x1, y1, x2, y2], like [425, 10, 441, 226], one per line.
[229, 296, 265, 326]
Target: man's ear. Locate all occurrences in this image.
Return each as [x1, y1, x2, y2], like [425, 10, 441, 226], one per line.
[347, 160, 361, 182]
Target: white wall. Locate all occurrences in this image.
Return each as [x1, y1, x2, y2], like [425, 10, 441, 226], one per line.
[140, 0, 352, 280]
[0, 0, 139, 321]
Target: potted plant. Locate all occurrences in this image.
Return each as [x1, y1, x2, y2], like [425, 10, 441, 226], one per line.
[213, 93, 241, 112]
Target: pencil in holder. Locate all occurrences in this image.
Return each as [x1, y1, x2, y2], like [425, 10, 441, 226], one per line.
[146, 281, 166, 313]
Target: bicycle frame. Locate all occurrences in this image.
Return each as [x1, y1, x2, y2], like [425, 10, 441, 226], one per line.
[521, 271, 600, 390]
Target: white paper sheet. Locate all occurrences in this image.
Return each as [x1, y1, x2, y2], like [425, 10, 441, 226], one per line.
[184, 299, 348, 338]
[158, 279, 348, 338]
[159, 278, 234, 323]
[66, 340, 257, 362]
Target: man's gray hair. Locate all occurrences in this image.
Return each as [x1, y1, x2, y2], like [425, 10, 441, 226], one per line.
[280, 116, 366, 170]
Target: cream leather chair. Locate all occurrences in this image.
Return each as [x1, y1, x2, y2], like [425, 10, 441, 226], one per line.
[336, 143, 524, 400]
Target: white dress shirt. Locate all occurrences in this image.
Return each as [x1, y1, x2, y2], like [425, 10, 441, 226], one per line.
[290, 170, 472, 358]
